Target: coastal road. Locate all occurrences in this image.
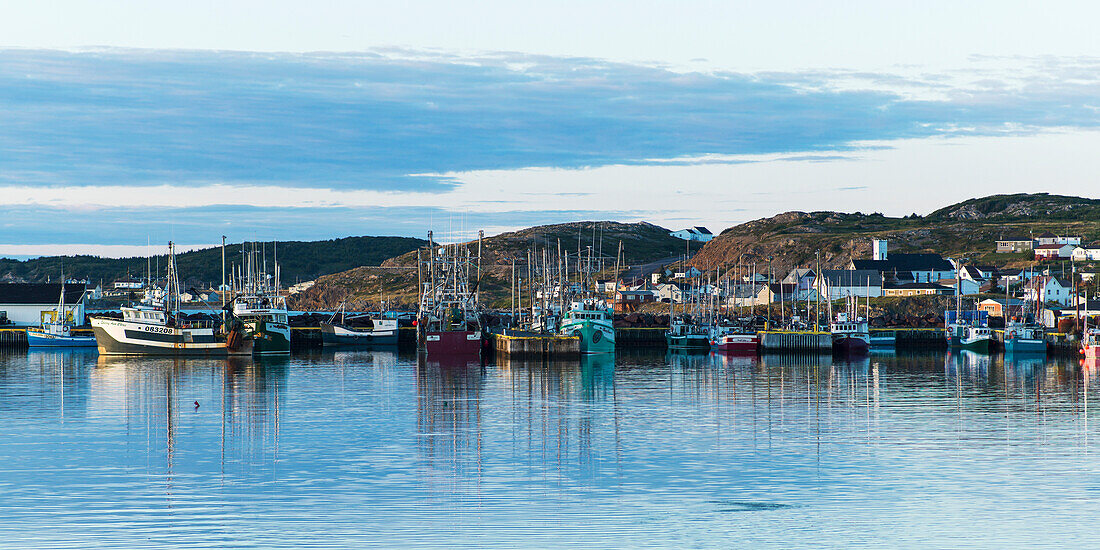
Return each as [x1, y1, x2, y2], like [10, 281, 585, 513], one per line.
[620, 254, 693, 281]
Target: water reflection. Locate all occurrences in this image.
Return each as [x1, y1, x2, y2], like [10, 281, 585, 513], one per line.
[0, 349, 1097, 548]
[88, 354, 288, 478]
[416, 354, 485, 491]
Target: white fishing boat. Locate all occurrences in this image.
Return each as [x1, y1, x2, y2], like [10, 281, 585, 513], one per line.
[91, 242, 252, 356]
[831, 311, 870, 354]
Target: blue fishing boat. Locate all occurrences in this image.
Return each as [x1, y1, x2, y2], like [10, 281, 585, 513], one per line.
[27, 325, 96, 347]
[27, 270, 95, 348]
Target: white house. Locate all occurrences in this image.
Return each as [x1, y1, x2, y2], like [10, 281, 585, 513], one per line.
[849, 240, 954, 283]
[672, 267, 702, 279]
[112, 278, 144, 290]
[1072, 247, 1100, 262]
[669, 227, 714, 242]
[1035, 244, 1076, 260]
[726, 283, 764, 307]
[814, 270, 884, 300]
[1023, 276, 1076, 306]
[0, 283, 87, 326]
[959, 265, 994, 282]
[1036, 232, 1082, 247]
[656, 283, 685, 303]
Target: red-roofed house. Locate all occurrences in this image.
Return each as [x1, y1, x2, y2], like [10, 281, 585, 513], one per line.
[1035, 243, 1075, 260]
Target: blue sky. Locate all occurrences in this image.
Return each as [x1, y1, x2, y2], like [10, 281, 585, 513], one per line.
[1, 2, 1100, 255]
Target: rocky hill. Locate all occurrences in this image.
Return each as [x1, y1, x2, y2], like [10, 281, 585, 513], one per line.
[927, 193, 1100, 221]
[287, 193, 1100, 312]
[688, 193, 1100, 275]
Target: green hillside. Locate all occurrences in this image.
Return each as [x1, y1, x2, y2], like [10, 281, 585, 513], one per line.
[0, 236, 427, 287]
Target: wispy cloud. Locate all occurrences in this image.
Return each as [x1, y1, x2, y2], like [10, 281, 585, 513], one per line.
[3, 49, 1098, 192]
[1, 48, 1099, 250]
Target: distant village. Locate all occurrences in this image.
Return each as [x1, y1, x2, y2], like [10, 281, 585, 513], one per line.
[607, 227, 1099, 329]
[1, 227, 1098, 331]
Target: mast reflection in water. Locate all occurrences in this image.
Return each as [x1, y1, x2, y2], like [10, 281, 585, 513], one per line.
[0, 348, 1098, 548]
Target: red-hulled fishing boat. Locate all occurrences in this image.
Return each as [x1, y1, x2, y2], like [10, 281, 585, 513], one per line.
[416, 230, 484, 357]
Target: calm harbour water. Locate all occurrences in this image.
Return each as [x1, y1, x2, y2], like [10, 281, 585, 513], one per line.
[1, 348, 1098, 548]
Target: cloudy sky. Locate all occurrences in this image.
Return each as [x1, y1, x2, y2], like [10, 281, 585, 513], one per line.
[2, 1, 1099, 256]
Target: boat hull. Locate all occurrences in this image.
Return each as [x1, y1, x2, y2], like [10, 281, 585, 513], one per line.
[561, 319, 615, 354]
[666, 334, 710, 349]
[91, 318, 250, 356]
[320, 322, 398, 347]
[833, 335, 869, 354]
[1004, 338, 1046, 354]
[421, 330, 482, 357]
[1084, 345, 1100, 360]
[250, 319, 291, 355]
[26, 329, 97, 348]
[712, 334, 759, 354]
[957, 337, 991, 352]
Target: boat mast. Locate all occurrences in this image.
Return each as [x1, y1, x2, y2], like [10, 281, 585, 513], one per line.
[613, 240, 622, 315]
[476, 229, 483, 308]
[167, 241, 180, 321]
[221, 235, 226, 322]
[56, 263, 65, 325]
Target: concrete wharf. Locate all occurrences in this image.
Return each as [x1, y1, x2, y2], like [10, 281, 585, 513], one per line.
[759, 331, 832, 352]
[491, 332, 580, 359]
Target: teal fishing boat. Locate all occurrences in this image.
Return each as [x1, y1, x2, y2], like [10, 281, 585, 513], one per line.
[560, 297, 615, 354]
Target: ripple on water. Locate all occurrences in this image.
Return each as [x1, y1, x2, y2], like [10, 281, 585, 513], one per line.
[0, 349, 1096, 548]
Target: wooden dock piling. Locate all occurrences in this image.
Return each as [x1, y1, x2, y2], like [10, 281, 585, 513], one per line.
[0, 328, 28, 349]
